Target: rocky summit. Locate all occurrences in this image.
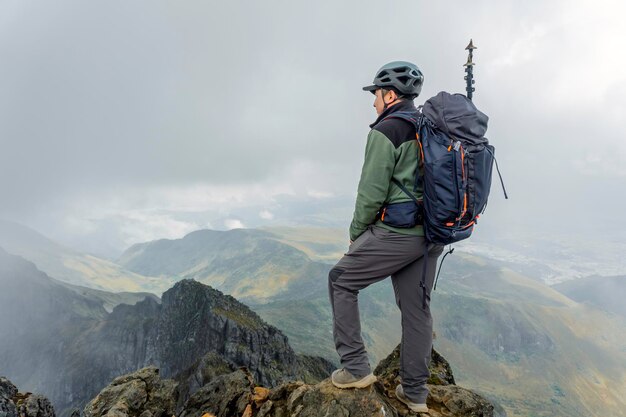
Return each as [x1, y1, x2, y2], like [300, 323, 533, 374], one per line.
[88, 344, 494, 417]
[2, 341, 496, 417]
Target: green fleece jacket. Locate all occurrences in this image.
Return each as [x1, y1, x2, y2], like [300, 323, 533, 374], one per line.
[349, 100, 424, 241]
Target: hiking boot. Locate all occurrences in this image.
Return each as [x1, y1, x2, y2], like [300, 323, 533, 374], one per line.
[331, 368, 377, 389]
[395, 384, 429, 413]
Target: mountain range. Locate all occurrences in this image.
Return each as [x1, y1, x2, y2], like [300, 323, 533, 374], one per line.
[1, 220, 625, 417]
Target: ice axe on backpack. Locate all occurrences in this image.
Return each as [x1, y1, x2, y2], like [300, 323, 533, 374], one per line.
[429, 39, 508, 293]
[464, 39, 476, 100]
[423, 39, 509, 290]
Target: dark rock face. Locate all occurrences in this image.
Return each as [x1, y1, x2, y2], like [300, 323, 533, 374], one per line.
[172, 352, 237, 413]
[152, 279, 298, 386]
[0, 376, 56, 417]
[77, 279, 333, 413]
[82, 344, 496, 417]
[178, 369, 254, 417]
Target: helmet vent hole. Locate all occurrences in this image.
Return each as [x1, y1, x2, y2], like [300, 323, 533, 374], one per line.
[397, 75, 410, 84]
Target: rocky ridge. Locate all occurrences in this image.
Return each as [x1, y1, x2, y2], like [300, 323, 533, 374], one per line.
[72, 278, 335, 414]
[0, 250, 332, 417]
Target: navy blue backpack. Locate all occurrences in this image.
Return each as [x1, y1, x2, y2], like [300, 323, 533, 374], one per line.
[383, 91, 508, 307]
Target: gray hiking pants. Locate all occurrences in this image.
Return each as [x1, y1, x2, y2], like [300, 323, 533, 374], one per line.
[328, 224, 444, 403]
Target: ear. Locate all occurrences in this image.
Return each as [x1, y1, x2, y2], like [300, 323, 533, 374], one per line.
[385, 89, 397, 102]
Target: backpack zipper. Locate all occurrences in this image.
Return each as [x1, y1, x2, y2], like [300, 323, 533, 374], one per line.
[450, 140, 461, 224]
[457, 144, 468, 222]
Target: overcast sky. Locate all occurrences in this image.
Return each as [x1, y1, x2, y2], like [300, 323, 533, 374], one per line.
[1, 0, 625, 258]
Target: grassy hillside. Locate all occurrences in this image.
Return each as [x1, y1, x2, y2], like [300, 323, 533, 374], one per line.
[258, 225, 347, 263]
[117, 228, 330, 304]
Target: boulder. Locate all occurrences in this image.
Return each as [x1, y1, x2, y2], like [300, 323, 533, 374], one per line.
[0, 376, 56, 417]
[82, 366, 177, 417]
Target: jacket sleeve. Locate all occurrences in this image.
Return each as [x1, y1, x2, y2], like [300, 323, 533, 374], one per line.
[349, 129, 396, 241]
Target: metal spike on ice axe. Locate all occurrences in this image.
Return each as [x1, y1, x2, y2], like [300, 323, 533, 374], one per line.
[464, 39, 476, 100]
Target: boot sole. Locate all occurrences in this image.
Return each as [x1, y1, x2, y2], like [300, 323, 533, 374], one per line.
[331, 373, 377, 389]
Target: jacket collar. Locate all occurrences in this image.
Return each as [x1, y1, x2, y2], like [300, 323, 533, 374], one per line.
[369, 99, 418, 129]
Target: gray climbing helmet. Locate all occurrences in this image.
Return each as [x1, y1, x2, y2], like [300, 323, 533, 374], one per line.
[362, 61, 424, 97]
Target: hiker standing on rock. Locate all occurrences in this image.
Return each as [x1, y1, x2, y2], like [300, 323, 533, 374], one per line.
[328, 61, 444, 414]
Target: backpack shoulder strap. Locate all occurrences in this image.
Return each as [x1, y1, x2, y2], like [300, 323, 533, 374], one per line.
[380, 110, 420, 129]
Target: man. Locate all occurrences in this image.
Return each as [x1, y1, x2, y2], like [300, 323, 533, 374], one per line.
[328, 61, 444, 414]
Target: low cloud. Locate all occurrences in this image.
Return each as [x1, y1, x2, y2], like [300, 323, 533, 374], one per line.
[224, 219, 245, 230]
[1, 0, 624, 256]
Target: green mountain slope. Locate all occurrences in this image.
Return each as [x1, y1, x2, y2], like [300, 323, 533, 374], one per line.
[258, 225, 347, 262]
[117, 228, 330, 303]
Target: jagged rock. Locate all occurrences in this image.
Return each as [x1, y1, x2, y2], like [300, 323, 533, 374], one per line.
[172, 351, 237, 413]
[0, 377, 19, 417]
[374, 345, 456, 387]
[15, 394, 56, 417]
[252, 387, 270, 407]
[428, 386, 495, 417]
[374, 344, 494, 416]
[178, 369, 254, 417]
[0, 377, 19, 398]
[429, 349, 456, 385]
[257, 379, 394, 417]
[82, 366, 177, 417]
[149, 279, 322, 388]
[0, 376, 56, 417]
